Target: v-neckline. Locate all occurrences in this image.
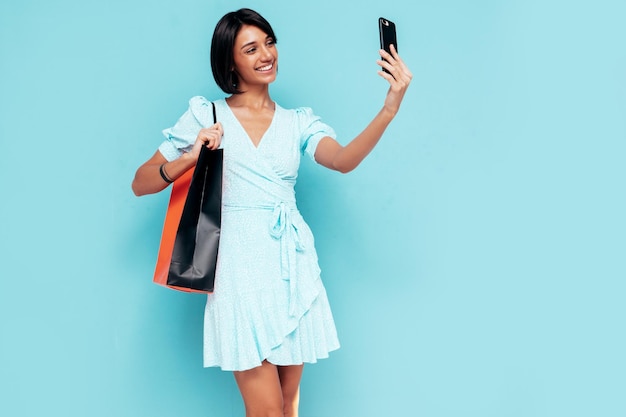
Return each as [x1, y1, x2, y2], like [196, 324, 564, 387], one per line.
[224, 100, 277, 150]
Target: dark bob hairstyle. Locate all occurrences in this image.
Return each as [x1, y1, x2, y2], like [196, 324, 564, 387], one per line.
[211, 8, 277, 95]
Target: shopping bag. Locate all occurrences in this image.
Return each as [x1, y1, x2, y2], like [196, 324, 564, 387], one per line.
[153, 147, 223, 293]
[153, 103, 222, 293]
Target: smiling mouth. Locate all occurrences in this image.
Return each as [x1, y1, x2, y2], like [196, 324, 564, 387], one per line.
[256, 63, 274, 72]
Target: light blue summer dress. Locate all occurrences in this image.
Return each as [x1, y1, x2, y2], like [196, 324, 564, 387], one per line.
[159, 96, 340, 371]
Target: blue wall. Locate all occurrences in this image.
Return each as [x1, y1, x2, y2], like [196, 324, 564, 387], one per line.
[1, 0, 625, 416]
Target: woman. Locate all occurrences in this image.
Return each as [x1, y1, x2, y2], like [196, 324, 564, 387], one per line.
[132, 8, 411, 417]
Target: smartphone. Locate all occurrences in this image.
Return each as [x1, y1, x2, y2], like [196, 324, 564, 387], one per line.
[379, 17, 397, 73]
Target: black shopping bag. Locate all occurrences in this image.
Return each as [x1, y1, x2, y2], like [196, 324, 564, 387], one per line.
[166, 146, 223, 292]
[153, 101, 222, 293]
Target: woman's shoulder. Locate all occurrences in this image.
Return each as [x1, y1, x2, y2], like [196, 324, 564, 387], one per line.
[276, 103, 319, 124]
[185, 96, 226, 123]
[274, 104, 335, 141]
[276, 102, 314, 115]
[187, 95, 226, 109]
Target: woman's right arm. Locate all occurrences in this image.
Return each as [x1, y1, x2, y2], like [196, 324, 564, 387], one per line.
[131, 122, 224, 196]
[131, 150, 196, 196]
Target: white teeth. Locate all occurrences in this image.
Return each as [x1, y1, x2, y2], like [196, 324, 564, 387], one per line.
[257, 64, 273, 71]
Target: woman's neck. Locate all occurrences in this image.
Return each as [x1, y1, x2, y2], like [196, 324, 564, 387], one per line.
[226, 85, 273, 110]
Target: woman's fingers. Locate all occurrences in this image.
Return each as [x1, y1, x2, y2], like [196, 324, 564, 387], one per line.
[198, 122, 224, 150]
[377, 58, 398, 78]
[378, 46, 412, 88]
[376, 45, 413, 115]
[389, 44, 401, 61]
[212, 121, 224, 137]
[389, 45, 413, 80]
[377, 59, 410, 91]
[378, 49, 397, 74]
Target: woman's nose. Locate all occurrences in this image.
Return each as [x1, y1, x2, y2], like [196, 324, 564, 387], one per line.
[260, 45, 273, 60]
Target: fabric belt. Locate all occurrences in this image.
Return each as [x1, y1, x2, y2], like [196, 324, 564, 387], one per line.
[224, 202, 304, 316]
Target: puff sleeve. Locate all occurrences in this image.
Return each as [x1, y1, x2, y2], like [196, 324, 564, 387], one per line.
[296, 107, 336, 163]
[158, 96, 214, 161]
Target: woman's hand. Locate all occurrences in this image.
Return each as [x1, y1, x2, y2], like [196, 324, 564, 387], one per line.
[131, 122, 224, 196]
[377, 44, 413, 117]
[313, 45, 413, 173]
[187, 122, 224, 161]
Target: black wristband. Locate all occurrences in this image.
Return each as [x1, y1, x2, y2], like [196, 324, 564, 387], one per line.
[159, 163, 173, 184]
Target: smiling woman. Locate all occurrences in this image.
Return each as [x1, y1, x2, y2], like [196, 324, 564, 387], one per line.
[210, 9, 279, 96]
[232, 27, 278, 87]
[131, 7, 411, 417]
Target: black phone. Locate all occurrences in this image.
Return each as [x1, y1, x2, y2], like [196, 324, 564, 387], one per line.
[379, 17, 397, 73]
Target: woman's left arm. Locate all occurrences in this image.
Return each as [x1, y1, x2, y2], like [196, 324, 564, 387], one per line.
[314, 45, 412, 173]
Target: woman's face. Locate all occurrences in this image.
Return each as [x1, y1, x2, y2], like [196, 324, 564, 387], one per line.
[232, 24, 278, 90]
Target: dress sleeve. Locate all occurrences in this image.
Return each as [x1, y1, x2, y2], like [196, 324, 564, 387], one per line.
[296, 107, 337, 163]
[158, 96, 214, 161]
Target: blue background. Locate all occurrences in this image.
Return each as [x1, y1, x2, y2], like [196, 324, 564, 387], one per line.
[1, 0, 625, 416]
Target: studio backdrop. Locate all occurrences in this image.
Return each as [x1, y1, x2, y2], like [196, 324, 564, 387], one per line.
[0, 0, 625, 416]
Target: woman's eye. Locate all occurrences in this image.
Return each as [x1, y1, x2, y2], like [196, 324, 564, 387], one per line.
[246, 48, 256, 54]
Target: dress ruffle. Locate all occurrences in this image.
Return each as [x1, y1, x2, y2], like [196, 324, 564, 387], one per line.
[203, 277, 339, 371]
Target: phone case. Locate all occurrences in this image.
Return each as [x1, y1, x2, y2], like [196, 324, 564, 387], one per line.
[379, 17, 397, 73]
[379, 17, 397, 54]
